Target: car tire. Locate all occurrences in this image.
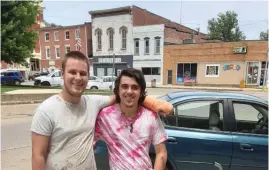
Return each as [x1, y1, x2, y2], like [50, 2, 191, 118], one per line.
[90, 86, 98, 90]
[14, 80, 21, 85]
[41, 81, 51, 86]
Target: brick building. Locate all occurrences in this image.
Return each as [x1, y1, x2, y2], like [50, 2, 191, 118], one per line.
[89, 5, 206, 81]
[39, 23, 92, 73]
[163, 40, 268, 88]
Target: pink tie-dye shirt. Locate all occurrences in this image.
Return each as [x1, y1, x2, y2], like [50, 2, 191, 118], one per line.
[94, 104, 168, 170]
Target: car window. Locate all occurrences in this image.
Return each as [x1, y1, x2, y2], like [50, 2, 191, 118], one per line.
[233, 102, 268, 135]
[175, 100, 224, 131]
[1, 72, 6, 76]
[6, 72, 14, 76]
[89, 76, 97, 80]
[103, 78, 110, 82]
[53, 71, 61, 77]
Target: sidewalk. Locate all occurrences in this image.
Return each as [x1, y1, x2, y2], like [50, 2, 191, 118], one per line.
[4, 85, 268, 95]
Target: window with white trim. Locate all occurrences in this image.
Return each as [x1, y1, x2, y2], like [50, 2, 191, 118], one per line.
[95, 29, 102, 50]
[107, 28, 114, 50]
[45, 32, 49, 41]
[65, 31, 70, 40]
[65, 45, 70, 53]
[55, 46, 60, 58]
[54, 31, 59, 41]
[155, 37, 161, 54]
[134, 39, 139, 55]
[144, 37, 150, 54]
[205, 64, 220, 77]
[45, 46, 50, 58]
[121, 28, 127, 49]
[75, 29, 80, 39]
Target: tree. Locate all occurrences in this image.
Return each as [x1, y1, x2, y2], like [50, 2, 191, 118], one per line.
[260, 30, 268, 40]
[207, 11, 246, 41]
[1, 1, 40, 64]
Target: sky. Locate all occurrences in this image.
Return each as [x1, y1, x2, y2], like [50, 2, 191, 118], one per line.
[42, 0, 268, 40]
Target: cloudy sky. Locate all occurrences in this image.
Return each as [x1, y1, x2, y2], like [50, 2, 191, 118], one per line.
[43, 0, 268, 40]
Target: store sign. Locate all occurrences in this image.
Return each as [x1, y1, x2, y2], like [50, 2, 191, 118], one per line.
[49, 60, 55, 66]
[223, 64, 240, 71]
[98, 58, 121, 63]
[232, 46, 247, 54]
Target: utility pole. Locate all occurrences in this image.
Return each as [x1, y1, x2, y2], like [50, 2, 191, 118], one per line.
[111, 53, 115, 91]
[263, 47, 268, 90]
[180, 0, 183, 24]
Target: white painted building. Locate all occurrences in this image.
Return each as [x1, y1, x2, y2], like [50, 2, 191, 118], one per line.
[133, 24, 164, 84]
[90, 11, 134, 77]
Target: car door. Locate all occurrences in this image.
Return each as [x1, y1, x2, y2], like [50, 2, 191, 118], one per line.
[164, 99, 233, 170]
[228, 100, 268, 170]
[1, 72, 7, 84]
[51, 71, 62, 86]
[98, 77, 108, 89]
[6, 72, 15, 84]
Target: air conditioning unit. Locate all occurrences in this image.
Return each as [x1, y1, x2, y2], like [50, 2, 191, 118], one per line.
[232, 46, 247, 54]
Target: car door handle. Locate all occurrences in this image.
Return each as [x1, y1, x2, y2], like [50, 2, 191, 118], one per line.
[167, 137, 177, 144]
[240, 144, 253, 151]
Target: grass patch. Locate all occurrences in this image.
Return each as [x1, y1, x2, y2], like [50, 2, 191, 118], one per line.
[1, 85, 113, 94]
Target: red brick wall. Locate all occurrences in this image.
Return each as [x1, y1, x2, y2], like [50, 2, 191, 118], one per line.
[132, 6, 206, 44]
[39, 23, 92, 70]
[163, 41, 268, 85]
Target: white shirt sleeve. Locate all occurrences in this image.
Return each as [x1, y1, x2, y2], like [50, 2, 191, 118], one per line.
[31, 109, 53, 136]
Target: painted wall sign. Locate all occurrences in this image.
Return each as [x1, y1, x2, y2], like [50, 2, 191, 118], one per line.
[232, 46, 247, 54]
[98, 58, 122, 63]
[223, 64, 240, 71]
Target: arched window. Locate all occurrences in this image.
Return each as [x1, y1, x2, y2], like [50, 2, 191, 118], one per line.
[120, 26, 128, 49]
[107, 28, 115, 50]
[95, 28, 102, 50]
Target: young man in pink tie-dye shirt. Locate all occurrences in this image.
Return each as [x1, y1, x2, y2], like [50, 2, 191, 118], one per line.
[95, 68, 168, 170]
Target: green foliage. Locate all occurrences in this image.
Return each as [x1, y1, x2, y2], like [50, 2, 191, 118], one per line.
[207, 11, 246, 41]
[1, 1, 40, 64]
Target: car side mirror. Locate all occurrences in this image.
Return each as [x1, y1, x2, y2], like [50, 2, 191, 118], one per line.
[51, 74, 55, 78]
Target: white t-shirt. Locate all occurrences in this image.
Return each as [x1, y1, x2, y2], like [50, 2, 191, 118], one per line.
[31, 94, 111, 170]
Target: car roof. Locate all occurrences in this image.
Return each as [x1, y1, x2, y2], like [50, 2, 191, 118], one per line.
[159, 91, 268, 105]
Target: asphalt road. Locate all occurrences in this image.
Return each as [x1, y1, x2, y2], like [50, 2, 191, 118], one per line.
[1, 88, 268, 170]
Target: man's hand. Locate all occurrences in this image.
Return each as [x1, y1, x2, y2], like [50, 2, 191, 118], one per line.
[153, 142, 167, 170]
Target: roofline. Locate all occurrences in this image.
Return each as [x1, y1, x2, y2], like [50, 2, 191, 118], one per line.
[89, 6, 131, 15]
[132, 5, 206, 35]
[40, 22, 91, 31]
[164, 40, 268, 46]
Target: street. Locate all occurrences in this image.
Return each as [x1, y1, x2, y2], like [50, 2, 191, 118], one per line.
[1, 88, 268, 170]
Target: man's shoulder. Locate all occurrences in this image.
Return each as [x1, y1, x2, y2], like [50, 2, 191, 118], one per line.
[36, 95, 62, 113]
[141, 106, 159, 119]
[98, 104, 118, 117]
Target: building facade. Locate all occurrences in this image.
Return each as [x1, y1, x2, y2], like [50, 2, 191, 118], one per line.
[89, 5, 206, 82]
[39, 23, 92, 73]
[133, 24, 164, 83]
[163, 40, 268, 88]
[90, 7, 133, 77]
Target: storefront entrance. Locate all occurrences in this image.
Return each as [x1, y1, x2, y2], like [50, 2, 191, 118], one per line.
[176, 63, 197, 84]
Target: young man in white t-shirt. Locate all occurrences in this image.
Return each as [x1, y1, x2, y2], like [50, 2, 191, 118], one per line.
[95, 68, 168, 170]
[31, 51, 172, 170]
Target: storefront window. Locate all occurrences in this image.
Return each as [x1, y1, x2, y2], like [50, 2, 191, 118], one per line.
[177, 63, 197, 83]
[246, 62, 259, 84]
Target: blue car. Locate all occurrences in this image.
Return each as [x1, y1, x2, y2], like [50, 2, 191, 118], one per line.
[0, 70, 24, 85]
[95, 91, 268, 170]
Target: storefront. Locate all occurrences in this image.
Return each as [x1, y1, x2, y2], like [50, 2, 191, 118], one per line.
[93, 55, 133, 77]
[163, 40, 268, 87]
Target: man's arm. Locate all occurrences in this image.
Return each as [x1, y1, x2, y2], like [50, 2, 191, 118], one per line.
[153, 142, 167, 170]
[32, 133, 50, 170]
[143, 96, 173, 116]
[31, 108, 53, 170]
